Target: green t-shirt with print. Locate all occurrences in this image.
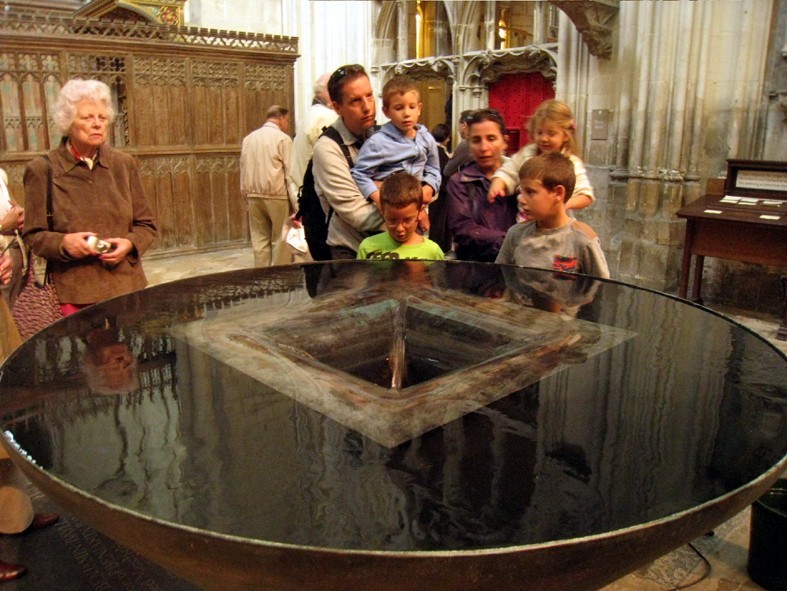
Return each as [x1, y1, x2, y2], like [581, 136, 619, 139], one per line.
[357, 232, 445, 261]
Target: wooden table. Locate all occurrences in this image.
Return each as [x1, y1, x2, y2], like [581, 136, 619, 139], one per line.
[676, 194, 787, 338]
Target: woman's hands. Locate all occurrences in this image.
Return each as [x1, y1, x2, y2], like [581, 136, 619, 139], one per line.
[99, 238, 133, 265]
[61, 233, 133, 263]
[62, 232, 99, 259]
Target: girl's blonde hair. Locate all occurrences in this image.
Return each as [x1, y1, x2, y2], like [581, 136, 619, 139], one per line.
[527, 99, 580, 155]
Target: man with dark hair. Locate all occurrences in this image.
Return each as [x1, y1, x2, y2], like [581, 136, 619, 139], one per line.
[428, 123, 452, 252]
[312, 65, 384, 259]
[443, 109, 476, 179]
[240, 104, 293, 266]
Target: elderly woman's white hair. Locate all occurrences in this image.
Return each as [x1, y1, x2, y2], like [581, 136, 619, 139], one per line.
[53, 79, 115, 136]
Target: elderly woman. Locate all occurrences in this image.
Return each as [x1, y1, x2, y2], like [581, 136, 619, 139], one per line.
[23, 79, 157, 316]
[446, 109, 517, 262]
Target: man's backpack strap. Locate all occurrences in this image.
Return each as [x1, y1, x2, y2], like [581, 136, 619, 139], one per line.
[321, 126, 354, 169]
[317, 126, 354, 229]
[297, 124, 378, 261]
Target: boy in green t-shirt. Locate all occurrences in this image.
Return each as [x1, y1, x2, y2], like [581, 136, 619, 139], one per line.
[357, 172, 444, 261]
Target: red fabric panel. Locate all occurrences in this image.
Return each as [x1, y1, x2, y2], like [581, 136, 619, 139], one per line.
[488, 73, 554, 152]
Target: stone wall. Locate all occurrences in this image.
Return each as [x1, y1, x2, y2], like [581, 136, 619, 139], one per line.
[561, 0, 785, 315]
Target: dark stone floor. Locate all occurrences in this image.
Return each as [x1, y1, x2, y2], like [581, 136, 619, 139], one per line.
[0, 485, 198, 590]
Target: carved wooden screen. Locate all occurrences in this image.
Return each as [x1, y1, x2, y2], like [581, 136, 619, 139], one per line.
[0, 13, 297, 256]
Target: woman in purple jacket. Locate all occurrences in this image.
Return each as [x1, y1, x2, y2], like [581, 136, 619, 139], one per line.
[446, 109, 517, 262]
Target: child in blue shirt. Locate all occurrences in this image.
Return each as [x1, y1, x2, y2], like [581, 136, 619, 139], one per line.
[351, 76, 441, 232]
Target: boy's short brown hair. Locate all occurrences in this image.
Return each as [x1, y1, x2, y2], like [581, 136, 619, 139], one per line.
[382, 76, 419, 108]
[380, 172, 423, 210]
[519, 153, 576, 202]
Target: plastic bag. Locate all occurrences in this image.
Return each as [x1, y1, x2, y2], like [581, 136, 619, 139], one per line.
[281, 218, 312, 263]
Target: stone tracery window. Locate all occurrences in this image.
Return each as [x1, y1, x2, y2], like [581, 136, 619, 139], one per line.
[0, 62, 61, 153]
[494, 1, 556, 49]
[414, 0, 451, 59]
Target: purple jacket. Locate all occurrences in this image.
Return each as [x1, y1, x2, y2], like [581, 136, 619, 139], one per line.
[446, 162, 516, 262]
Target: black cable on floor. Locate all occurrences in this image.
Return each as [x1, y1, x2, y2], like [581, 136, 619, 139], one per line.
[667, 542, 713, 590]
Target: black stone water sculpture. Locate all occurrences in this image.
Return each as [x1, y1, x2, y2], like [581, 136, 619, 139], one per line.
[1, 261, 785, 590]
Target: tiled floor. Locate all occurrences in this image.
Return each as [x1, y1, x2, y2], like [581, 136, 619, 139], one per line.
[2, 246, 783, 590]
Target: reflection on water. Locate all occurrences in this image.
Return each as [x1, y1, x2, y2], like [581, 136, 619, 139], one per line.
[82, 326, 139, 395]
[0, 262, 785, 553]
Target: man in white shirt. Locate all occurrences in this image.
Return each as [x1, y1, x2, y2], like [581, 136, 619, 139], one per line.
[240, 105, 293, 267]
[289, 73, 336, 196]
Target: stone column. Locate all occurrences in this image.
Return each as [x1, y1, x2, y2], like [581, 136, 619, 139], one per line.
[557, 0, 776, 296]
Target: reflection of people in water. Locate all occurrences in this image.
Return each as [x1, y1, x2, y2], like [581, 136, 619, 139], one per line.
[442, 261, 506, 299]
[525, 440, 606, 540]
[385, 385, 540, 550]
[501, 265, 602, 315]
[82, 327, 139, 395]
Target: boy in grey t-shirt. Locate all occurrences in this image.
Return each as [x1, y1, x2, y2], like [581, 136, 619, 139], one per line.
[496, 153, 609, 279]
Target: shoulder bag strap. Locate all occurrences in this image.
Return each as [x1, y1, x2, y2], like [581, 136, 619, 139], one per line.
[317, 126, 356, 227]
[43, 155, 54, 232]
[40, 155, 54, 284]
[321, 126, 354, 169]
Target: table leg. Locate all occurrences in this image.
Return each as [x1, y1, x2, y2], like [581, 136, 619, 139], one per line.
[778, 275, 787, 341]
[691, 255, 705, 305]
[678, 221, 694, 299]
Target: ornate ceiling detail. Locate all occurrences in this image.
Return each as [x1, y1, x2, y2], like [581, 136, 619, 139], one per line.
[551, 0, 619, 60]
[465, 45, 558, 86]
[378, 56, 456, 83]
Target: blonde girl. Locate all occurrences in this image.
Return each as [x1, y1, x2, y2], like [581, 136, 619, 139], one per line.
[487, 100, 594, 220]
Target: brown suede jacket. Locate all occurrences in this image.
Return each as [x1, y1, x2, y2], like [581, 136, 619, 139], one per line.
[22, 140, 157, 305]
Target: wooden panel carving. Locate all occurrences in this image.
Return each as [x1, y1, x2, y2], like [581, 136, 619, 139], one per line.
[191, 61, 243, 146]
[193, 156, 244, 248]
[138, 156, 191, 250]
[243, 63, 291, 134]
[0, 52, 61, 151]
[133, 57, 188, 146]
[0, 10, 297, 257]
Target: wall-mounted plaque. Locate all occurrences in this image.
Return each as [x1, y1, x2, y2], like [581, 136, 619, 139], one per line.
[725, 160, 787, 199]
